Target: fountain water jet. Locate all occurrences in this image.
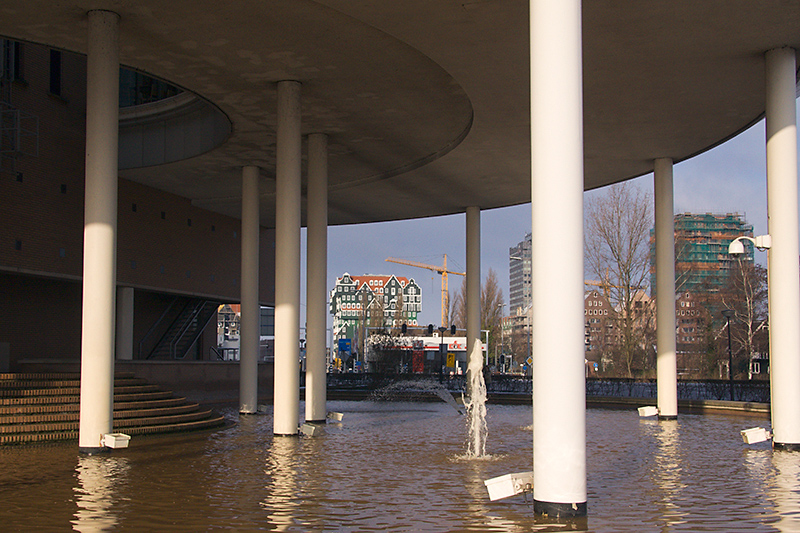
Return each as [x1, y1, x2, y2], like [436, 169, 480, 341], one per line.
[463, 364, 488, 457]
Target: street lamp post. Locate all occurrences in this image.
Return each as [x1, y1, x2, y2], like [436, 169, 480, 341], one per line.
[498, 303, 506, 371]
[722, 308, 735, 401]
[727, 234, 770, 402]
[438, 326, 447, 384]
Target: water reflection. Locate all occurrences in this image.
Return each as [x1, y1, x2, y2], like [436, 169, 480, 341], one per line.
[262, 437, 302, 531]
[1, 404, 800, 531]
[770, 451, 800, 532]
[71, 454, 130, 532]
[650, 420, 688, 528]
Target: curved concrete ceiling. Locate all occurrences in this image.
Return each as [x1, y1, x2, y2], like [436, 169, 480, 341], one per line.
[1, 1, 799, 226]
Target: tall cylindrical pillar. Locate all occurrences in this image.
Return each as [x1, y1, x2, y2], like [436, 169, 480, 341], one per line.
[79, 10, 120, 453]
[654, 158, 678, 419]
[466, 207, 481, 375]
[530, 0, 587, 517]
[305, 133, 328, 423]
[765, 47, 800, 450]
[273, 81, 302, 436]
[465, 206, 486, 456]
[115, 286, 134, 361]
[240, 165, 261, 414]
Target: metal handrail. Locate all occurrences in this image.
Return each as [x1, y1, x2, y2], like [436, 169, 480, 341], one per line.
[138, 297, 180, 359]
[169, 300, 208, 359]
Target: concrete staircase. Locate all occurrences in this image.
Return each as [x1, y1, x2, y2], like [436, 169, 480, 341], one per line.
[0, 372, 227, 445]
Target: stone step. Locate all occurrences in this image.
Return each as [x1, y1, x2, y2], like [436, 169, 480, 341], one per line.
[0, 372, 227, 446]
[113, 409, 214, 429]
[0, 408, 214, 435]
[0, 403, 202, 424]
[0, 377, 148, 390]
[0, 372, 136, 381]
[121, 415, 227, 436]
[0, 384, 161, 398]
[0, 397, 189, 415]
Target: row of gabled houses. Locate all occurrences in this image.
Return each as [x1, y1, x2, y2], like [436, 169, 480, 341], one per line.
[329, 273, 423, 356]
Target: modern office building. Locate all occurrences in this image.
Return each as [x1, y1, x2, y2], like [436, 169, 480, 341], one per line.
[509, 232, 532, 314]
[650, 213, 754, 295]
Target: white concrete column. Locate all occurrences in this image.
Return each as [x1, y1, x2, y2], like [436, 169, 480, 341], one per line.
[654, 158, 678, 419]
[765, 47, 800, 450]
[530, 0, 587, 517]
[79, 10, 120, 453]
[115, 287, 134, 361]
[273, 80, 302, 436]
[240, 165, 260, 414]
[465, 206, 487, 456]
[305, 133, 328, 423]
[466, 207, 481, 375]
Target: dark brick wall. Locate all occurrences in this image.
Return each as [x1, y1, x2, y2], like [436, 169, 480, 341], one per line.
[0, 42, 277, 367]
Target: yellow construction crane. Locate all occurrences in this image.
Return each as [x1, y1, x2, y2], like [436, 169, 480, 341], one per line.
[385, 255, 465, 327]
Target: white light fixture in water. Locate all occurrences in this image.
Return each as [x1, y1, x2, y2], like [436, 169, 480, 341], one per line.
[300, 423, 323, 437]
[638, 406, 659, 417]
[741, 427, 772, 444]
[326, 411, 344, 422]
[101, 433, 131, 449]
[483, 471, 533, 501]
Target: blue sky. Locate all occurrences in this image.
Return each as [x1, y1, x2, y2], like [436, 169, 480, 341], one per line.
[301, 104, 795, 332]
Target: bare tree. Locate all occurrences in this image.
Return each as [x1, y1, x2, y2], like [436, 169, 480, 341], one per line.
[451, 268, 505, 355]
[450, 282, 466, 330]
[585, 182, 654, 377]
[711, 260, 768, 378]
[481, 269, 505, 354]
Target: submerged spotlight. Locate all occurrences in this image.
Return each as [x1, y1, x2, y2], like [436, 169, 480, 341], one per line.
[300, 423, 323, 437]
[638, 406, 659, 417]
[741, 427, 772, 444]
[101, 433, 131, 449]
[484, 471, 533, 501]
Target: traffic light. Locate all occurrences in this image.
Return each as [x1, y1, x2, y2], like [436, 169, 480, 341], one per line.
[428, 324, 433, 335]
[450, 324, 456, 335]
[401, 323, 407, 334]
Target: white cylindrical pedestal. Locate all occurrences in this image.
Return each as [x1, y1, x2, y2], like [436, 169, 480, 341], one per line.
[654, 158, 678, 419]
[530, 0, 587, 517]
[240, 165, 260, 414]
[273, 81, 302, 436]
[305, 133, 328, 424]
[765, 47, 800, 450]
[79, 10, 120, 453]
